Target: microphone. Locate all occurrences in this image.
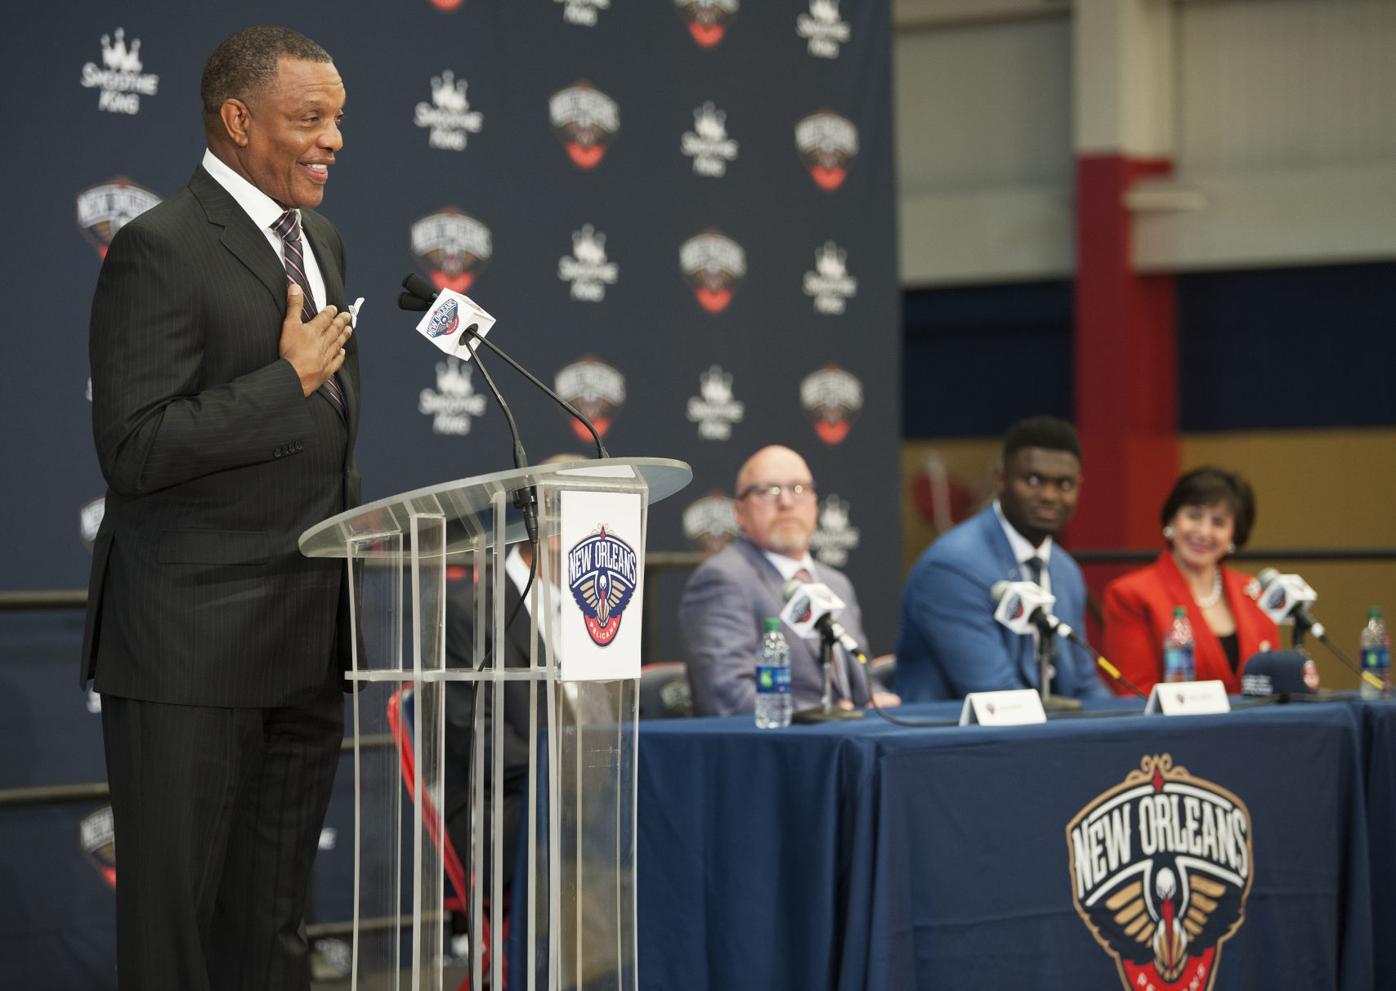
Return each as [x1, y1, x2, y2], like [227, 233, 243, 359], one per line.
[990, 581, 1148, 700]
[1240, 650, 1320, 697]
[1251, 569, 1383, 691]
[1254, 568, 1326, 638]
[398, 274, 609, 458]
[780, 579, 867, 663]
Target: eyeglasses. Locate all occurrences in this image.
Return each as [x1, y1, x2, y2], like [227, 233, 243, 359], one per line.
[737, 482, 817, 503]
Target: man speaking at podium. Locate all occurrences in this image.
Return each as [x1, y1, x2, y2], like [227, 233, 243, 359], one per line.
[81, 27, 358, 990]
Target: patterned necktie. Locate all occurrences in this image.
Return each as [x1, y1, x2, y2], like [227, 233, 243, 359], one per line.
[272, 210, 345, 416]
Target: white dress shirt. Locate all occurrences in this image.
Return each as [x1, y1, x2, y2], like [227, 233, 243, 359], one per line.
[201, 148, 328, 310]
[992, 500, 1053, 594]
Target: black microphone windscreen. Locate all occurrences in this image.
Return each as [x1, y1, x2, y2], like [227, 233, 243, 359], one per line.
[1241, 650, 1319, 696]
[397, 291, 431, 312]
[402, 273, 439, 302]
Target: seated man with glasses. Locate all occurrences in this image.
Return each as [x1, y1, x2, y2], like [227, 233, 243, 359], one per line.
[680, 445, 898, 716]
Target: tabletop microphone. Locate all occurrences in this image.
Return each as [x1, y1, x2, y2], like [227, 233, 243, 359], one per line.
[780, 579, 867, 663]
[989, 581, 1148, 700]
[398, 274, 610, 458]
[1252, 569, 1384, 691]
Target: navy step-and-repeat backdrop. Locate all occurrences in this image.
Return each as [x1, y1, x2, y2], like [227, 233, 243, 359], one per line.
[0, 0, 897, 983]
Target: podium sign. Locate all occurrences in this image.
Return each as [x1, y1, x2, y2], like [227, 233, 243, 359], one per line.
[300, 457, 690, 991]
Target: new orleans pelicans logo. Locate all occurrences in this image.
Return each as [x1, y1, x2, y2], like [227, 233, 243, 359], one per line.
[682, 491, 739, 555]
[800, 364, 863, 444]
[680, 230, 746, 313]
[675, 0, 738, 48]
[555, 357, 625, 441]
[1067, 755, 1253, 991]
[795, 111, 859, 191]
[549, 82, 619, 169]
[427, 298, 461, 338]
[411, 208, 492, 292]
[568, 527, 638, 646]
[76, 178, 160, 258]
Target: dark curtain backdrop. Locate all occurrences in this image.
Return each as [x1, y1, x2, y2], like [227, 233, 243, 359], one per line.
[0, 2, 898, 983]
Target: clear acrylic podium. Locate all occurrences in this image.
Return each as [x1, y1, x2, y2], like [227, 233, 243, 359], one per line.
[299, 458, 692, 990]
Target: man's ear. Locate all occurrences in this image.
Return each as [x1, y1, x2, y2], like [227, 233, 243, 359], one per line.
[219, 99, 252, 148]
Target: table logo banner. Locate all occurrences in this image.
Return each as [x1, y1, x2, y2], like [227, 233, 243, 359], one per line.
[675, 0, 738, 48]
[795, 111, 858, 191]
[555, 356, 625, 440]
[1066, 754, 1253, 991]
[549, 82, 620, 170]
[680, 230, 746, 313]
[800, 364, 863, 444]
[411, 208, 492, 293]
[76, 178, 160, 258]
[560, 490, 643, 680]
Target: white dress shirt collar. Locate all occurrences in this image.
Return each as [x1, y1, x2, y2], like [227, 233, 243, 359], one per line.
[992, 499, 1053, 570]
[761, 548, 818, 584]
[201, 148, 293, 232]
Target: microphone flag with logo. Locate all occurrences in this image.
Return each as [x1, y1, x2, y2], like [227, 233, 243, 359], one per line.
[780, 580, 846, 640]
[413, 288, 496, 361]
[992, 580, 1056, 636]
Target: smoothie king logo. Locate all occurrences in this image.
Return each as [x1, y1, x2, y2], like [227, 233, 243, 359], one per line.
[415, 70, 483, 151]
[568, 527, 638, 646]
[681, 102, 739, 177]
[80, 28, 159, 115]
[410, 208, 492, 292]
[549, 82, 619, 169]
[1067, 755, 1253, 991]
[76, 179, 160, 258]
[797, 0, 850, 58]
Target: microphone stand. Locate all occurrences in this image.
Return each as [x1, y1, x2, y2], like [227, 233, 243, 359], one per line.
[1033, 615, 1083, 712]
[793, 636, 864, 724]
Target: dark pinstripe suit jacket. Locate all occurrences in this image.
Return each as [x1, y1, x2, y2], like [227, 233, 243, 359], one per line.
[82, 166, 361, 707]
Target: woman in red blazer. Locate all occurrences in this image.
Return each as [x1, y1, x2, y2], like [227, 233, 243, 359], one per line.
[1103, 467, 1279, 695]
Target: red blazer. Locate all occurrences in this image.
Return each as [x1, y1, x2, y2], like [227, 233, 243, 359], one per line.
[1102, 554, 1279, 696]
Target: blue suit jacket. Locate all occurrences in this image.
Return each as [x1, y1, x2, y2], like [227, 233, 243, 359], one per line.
[895, 506, 1108, 701]
[680, 538, 871, 716]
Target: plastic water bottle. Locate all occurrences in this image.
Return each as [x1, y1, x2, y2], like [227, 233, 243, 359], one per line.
[1359, 606, 1391, 699]
[754, 618, 792, 728]
[1163, 606, 1196, 683]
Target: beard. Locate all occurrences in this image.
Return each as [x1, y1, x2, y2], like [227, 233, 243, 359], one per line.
[766, 524, 812, 556]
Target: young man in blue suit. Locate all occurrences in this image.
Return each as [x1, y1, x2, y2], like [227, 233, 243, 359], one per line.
[895, 417, 1109, 702]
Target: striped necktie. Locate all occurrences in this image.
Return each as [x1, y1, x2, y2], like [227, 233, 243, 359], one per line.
[272, 210, 345, 417]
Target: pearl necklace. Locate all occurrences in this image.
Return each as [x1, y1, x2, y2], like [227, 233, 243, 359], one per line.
[1194, 567, 1223, 609]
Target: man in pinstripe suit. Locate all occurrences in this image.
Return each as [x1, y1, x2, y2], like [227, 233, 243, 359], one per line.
[83, 27, 358, 990]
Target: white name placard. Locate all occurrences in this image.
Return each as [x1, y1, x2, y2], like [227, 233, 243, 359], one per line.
[558, 489, 643, 682]
[959, 689, 1048, 727]
[1145, 680, 1231, 716]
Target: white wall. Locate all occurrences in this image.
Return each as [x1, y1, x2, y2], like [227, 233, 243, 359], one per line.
[895, 0, 1396, 285]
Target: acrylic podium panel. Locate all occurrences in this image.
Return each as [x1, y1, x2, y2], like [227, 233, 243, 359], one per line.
[300, 458, 691, 991]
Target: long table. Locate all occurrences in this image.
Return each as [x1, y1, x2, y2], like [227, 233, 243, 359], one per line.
[635, 698, 1393, 990]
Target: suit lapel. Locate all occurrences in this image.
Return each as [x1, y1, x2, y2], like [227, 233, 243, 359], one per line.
[301, 209, 358, 436]
[189, 168, 286, 318]
[977, 510, 1037, 686]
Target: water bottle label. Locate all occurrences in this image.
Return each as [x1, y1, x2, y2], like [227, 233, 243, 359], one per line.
[1163, 647, 1194, 682]
[755, 665, 791, 694]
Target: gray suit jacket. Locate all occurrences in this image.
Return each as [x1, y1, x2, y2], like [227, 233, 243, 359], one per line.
[82, 166, 361, 707]
[680, 538, 871, 716]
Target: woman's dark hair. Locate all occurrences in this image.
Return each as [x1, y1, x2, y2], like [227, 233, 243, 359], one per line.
[1160, 467, 1256, 549]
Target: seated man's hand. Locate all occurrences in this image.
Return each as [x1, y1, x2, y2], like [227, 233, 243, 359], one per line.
[869, 690, 901, 708]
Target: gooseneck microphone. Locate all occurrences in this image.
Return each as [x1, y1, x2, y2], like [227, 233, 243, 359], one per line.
[1253, 569, 1383, 691]
[989, 581, 1148, 700]
[780, 579, 867, 662]
[398, 274, 609, 458]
